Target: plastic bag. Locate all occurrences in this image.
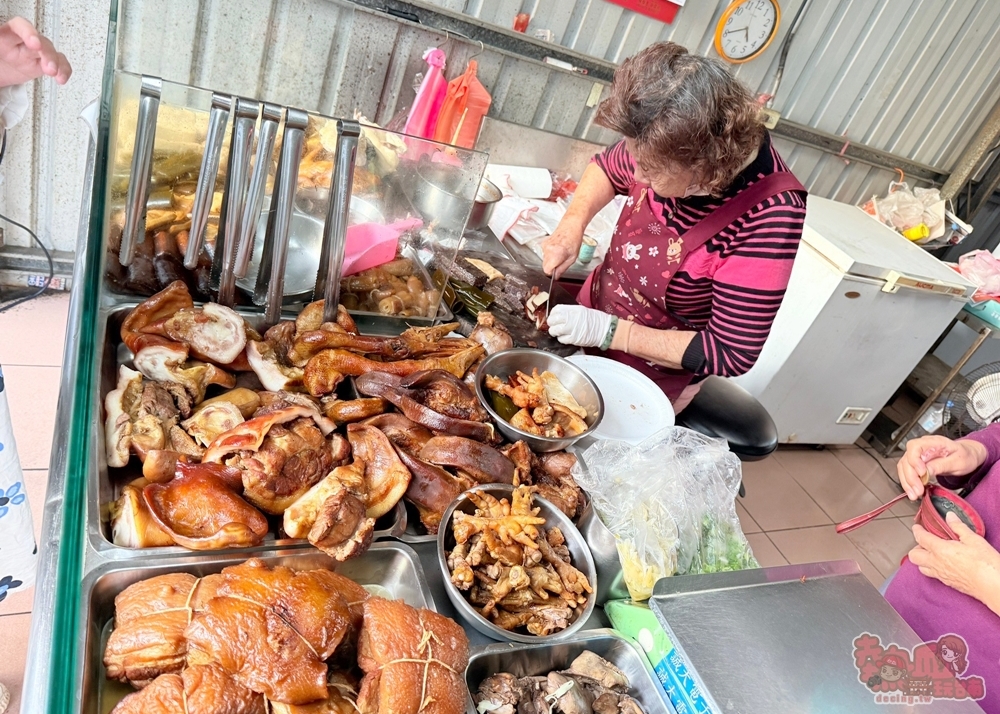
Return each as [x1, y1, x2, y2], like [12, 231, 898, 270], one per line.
[959, 250, 1000, 296]
[572, 427, 758, 601]
[861, 181, 945, 237]
[432, 59, 492, 149]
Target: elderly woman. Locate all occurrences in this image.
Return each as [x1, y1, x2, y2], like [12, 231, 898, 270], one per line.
[890, 430, 1000, 712]
[542, 42, 807, 407]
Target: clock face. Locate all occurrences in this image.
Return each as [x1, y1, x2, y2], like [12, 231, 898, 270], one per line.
[720, 0, 777, 61]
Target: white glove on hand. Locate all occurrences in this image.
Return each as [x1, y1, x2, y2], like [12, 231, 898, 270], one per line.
[547, 304, 614, 348]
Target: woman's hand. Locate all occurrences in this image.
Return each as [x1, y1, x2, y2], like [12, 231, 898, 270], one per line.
[547, 304, 613, 348]
[909, 512, 1000, 612]
[0, 17, 72, 88]
[541, 217, 585, 278]
[896, 435, 987, 500]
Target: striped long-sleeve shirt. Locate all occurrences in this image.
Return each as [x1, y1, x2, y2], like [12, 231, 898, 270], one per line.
[593, 133, 807, 378]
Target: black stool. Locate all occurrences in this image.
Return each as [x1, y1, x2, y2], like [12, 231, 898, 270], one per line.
[675, 376, 778, 497]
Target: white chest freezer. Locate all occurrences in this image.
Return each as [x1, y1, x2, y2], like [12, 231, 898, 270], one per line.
[732, 196, 975, 445]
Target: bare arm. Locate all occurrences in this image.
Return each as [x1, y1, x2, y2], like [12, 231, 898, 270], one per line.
[541, 163, 615, 277]
[610, 320, 696, 370]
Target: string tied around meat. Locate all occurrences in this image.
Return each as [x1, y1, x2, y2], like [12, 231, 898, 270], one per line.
[377, 619, 457, 713]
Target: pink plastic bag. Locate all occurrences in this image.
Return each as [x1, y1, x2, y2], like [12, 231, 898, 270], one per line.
[404, 48, 447, 140]
[959, 250, 1000, 297]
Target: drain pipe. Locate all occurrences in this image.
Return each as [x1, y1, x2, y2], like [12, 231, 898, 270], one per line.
[940, 96, 1000, 202]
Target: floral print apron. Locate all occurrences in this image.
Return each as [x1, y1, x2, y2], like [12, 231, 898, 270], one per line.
[578, 172, 805, 401]
[0, 365, 34, 601]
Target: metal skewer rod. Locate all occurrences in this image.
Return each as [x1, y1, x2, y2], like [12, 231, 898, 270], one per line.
[119, 75, 162, 267]
[314, 119, 361, 323]
[261, 109, 310, 326]
[184, 93, 231, 270]
[234, 103, 282, 279]
[214, 98, 260, 306]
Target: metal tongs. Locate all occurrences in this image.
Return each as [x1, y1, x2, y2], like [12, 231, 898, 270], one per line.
[119, 75, 162, 266]
[313, 119, 361, 324]
[213, 98, 260, 306]
[234, 103, 282, 280]
[183, 93, 231, 270]
[255, 108, 310, 326]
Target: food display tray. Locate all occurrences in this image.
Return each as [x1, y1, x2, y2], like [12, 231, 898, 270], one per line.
[78, 542, 433, 714]
[88, 304, 406, 559]
[466, 629, 672, 714]
[75, 296, 657, 714]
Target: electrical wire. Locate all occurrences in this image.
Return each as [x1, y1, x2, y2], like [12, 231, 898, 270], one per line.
[0, 126, 55, 314]
[765, 0, 814, 109]
[0, 211, 54, 314]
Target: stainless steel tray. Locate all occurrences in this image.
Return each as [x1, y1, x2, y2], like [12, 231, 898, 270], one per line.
[79, 542, 433, 714]
[89, 304, 405, 559]
[465, 629, 672, 714]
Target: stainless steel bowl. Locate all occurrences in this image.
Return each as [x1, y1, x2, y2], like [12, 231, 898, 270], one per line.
[465, 629, 673, 714]
[475, 348, 604, 453]
[237, 196, 386, 300]
[437, 484, 597, 644]
[466, 178, 502, 231]
[408, 161, 479, 235]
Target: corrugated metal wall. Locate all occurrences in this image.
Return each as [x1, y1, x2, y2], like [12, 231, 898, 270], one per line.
[5, 0, 1000, 252]
[427, 0, 1000, 207]
[113, 0, 1000, 210]
[114, 0, 618, 141]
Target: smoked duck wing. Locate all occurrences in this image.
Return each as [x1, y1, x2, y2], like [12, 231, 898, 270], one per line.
[213, 559, 352, 660]
[104, 572, 198, 687]
[355, 372, 495, 442]
[307, 346, 483, 380]
[400, 369, 489, 422]
[184, 595, 329, 705]
[356, 598, 469, 714]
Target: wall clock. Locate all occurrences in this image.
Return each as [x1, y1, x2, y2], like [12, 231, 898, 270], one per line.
[714, 0, 781, 64]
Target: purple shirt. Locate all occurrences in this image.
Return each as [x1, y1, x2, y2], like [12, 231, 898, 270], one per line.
[885, 423, 1000, 713]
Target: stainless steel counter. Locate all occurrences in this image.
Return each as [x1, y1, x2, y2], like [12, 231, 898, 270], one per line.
[649, 560, 986, 713]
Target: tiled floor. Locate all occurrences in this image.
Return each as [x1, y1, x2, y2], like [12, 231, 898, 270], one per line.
[0, 292, 920, 712]
[0, 292, 69, 714]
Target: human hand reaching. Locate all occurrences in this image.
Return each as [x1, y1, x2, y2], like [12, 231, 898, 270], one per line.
[896, 435, 987, 500]
[0, 16, 72, 88]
